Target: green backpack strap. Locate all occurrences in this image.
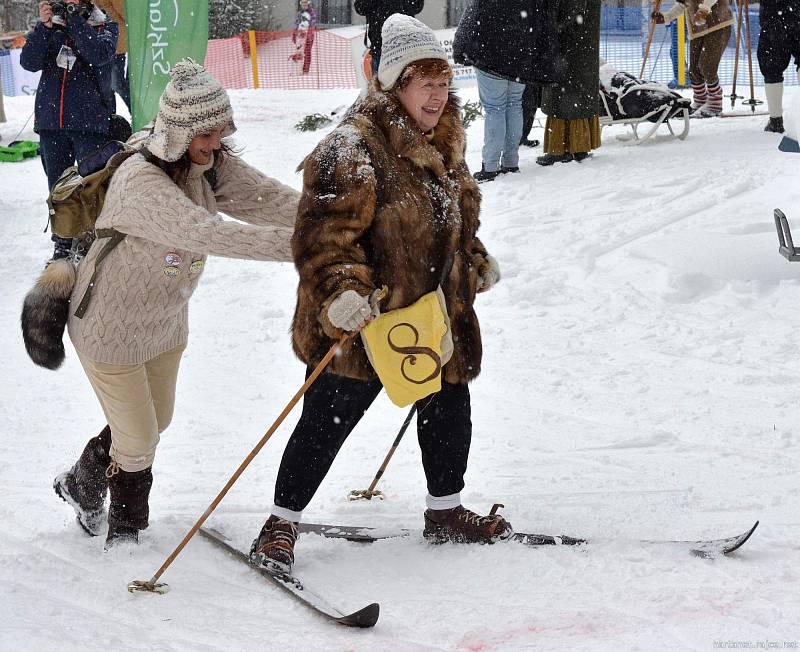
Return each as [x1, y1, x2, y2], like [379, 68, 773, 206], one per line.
[73, 228, 126, 319]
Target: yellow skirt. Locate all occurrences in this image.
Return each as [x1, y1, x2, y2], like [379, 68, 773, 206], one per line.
[543, 116, 602, 155]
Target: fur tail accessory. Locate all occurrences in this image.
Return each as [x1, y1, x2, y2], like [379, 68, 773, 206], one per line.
[21, 259, 76, 370]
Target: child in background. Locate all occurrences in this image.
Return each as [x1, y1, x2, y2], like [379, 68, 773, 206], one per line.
[653, 0, 733, 117]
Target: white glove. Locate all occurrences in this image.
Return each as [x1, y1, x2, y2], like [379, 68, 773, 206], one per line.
[478, 255, 501, 293]
[327, 290, 375, 332]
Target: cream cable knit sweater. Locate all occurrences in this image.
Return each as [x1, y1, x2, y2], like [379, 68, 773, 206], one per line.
[68, 152, 298, 364]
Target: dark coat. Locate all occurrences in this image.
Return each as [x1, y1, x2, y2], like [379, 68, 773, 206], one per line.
[20, 13, 117, 135]
[354, 0, 424, 58]
[453, 0, 562, 85]
[291, 82, 490, 384]
[540, 0, 600, 121]
[759, 0, 800, 23]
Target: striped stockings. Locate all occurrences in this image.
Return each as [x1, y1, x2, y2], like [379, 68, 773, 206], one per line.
[691, 82, 707, 111]
[704, 82, 723, 115]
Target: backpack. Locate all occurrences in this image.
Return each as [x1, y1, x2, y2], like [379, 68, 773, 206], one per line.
[46, 140, 137, 318]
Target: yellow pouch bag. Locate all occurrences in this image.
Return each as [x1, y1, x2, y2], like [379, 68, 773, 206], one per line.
[361, 287, 453, 407]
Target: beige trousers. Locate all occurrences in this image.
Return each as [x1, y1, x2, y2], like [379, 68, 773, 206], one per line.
[78, 345, 185, 472]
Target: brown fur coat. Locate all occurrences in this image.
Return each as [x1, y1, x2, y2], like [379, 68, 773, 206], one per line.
[291, 82, 491, 384]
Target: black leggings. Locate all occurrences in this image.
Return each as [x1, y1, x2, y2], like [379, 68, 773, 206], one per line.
[274, 369, 472, 512]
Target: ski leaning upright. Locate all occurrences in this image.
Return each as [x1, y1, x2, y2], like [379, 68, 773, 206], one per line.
[198, 527, 379, 628]
[298, 520, 759, 558]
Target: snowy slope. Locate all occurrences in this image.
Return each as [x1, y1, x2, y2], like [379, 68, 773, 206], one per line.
[1, 87, 799, 651]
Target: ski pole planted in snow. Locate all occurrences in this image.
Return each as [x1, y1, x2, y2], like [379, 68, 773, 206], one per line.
[127, 333, 354, 595]
[348, 404, 417, 501]
[741, 0, 763, 114]
[640, 0, 663, 79]
[729, 0, 745, 107]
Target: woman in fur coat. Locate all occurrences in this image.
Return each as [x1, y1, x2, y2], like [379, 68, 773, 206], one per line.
[249, 14, 510, 574]
[35, 61, 299, 548]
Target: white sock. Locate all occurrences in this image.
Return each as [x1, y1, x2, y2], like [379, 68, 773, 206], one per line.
[426, 492, 461, 510]
[765, 83, 784, 118]
[271, 505, 303, 522]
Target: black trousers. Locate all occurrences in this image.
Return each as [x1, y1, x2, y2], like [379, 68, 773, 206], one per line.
[521, 84, 542, 143]
[758, 17, 800, 84]
[274, 369, 472, 512]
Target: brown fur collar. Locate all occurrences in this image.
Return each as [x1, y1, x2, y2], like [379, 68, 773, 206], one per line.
[348, 80, 466, 178]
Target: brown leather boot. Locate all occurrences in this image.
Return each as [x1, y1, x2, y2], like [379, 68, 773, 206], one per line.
[53, 425, 112, 536]
[423, 503, 513, 544]
[105, 465, 153, 548]
[249, 515, 299, 574]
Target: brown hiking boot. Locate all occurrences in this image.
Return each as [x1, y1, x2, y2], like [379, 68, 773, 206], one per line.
[249, 515, 299, 574]
[423, 503, 513, 544]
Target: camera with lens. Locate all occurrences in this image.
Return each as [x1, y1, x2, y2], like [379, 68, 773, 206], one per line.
[49, 1, 92, 26]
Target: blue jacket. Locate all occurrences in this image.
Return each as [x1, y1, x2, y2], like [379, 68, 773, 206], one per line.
[20, 13, 118, 135]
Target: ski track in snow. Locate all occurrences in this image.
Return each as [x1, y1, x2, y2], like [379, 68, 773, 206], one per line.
[2, 87, 800, 650]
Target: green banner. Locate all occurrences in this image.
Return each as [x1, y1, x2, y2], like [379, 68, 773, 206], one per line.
[126, 0, 209, 131]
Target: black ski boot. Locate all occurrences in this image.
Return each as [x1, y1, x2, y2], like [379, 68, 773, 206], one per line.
[105, 466, 153, 548]
[250, 515, 299, 574]
[53, 425, 112, 536]
[764, 116, 785, 133]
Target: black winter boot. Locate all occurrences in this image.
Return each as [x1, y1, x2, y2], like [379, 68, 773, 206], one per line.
[105, 466, 153, 548]
[764, 116, 785, 133]
[473, 165, 501, 183]
[536, 153, 574, 166]
[54, 425, 112, 536]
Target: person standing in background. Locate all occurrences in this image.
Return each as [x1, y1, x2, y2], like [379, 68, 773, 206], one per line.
[538, 0, 601, 166]
[520, 84, 542, 148]
[293, 0, 317, 75]
[653, 0, 733, 118]
[20, 0, 118, 262]
[354, 0, 424, 75]
[454, 0, 559, 181]
[94, 0, 130, 111]
[755, 0, 800, 133]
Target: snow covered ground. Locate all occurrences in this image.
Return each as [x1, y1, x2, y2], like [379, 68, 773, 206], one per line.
[2, 86, 799, 651]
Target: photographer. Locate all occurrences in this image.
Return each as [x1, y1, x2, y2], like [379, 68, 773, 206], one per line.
[21, 1, 118, 262]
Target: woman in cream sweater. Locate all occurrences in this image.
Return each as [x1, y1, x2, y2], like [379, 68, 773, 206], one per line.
[52, 60, 299, 547]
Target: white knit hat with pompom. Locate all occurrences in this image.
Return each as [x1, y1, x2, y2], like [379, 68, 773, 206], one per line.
[143, 59, 236, 162]
[377, 14, 448, 91]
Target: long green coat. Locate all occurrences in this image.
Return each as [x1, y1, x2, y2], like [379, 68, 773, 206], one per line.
[541, 0, 601, 121]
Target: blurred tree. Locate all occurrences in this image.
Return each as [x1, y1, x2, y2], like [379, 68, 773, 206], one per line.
[209, 0, 275, 38]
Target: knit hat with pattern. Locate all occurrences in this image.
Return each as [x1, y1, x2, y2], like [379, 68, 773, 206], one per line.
[377, 14, 448, 91]
[143, 59, 236, 162]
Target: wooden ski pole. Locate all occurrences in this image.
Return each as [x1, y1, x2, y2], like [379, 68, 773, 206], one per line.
[742, 0, 762, 113]
[348, 404, 417, 500]
[640, 0, 664, 79]
[128, 333, 353, 594]
[729, 0, 745, 107]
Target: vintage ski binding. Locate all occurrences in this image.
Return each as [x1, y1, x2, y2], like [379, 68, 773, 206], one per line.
[774, 209, 800, 261]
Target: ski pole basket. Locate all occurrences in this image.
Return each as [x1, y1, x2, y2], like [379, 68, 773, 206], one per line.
[774, 209, 800, 261]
